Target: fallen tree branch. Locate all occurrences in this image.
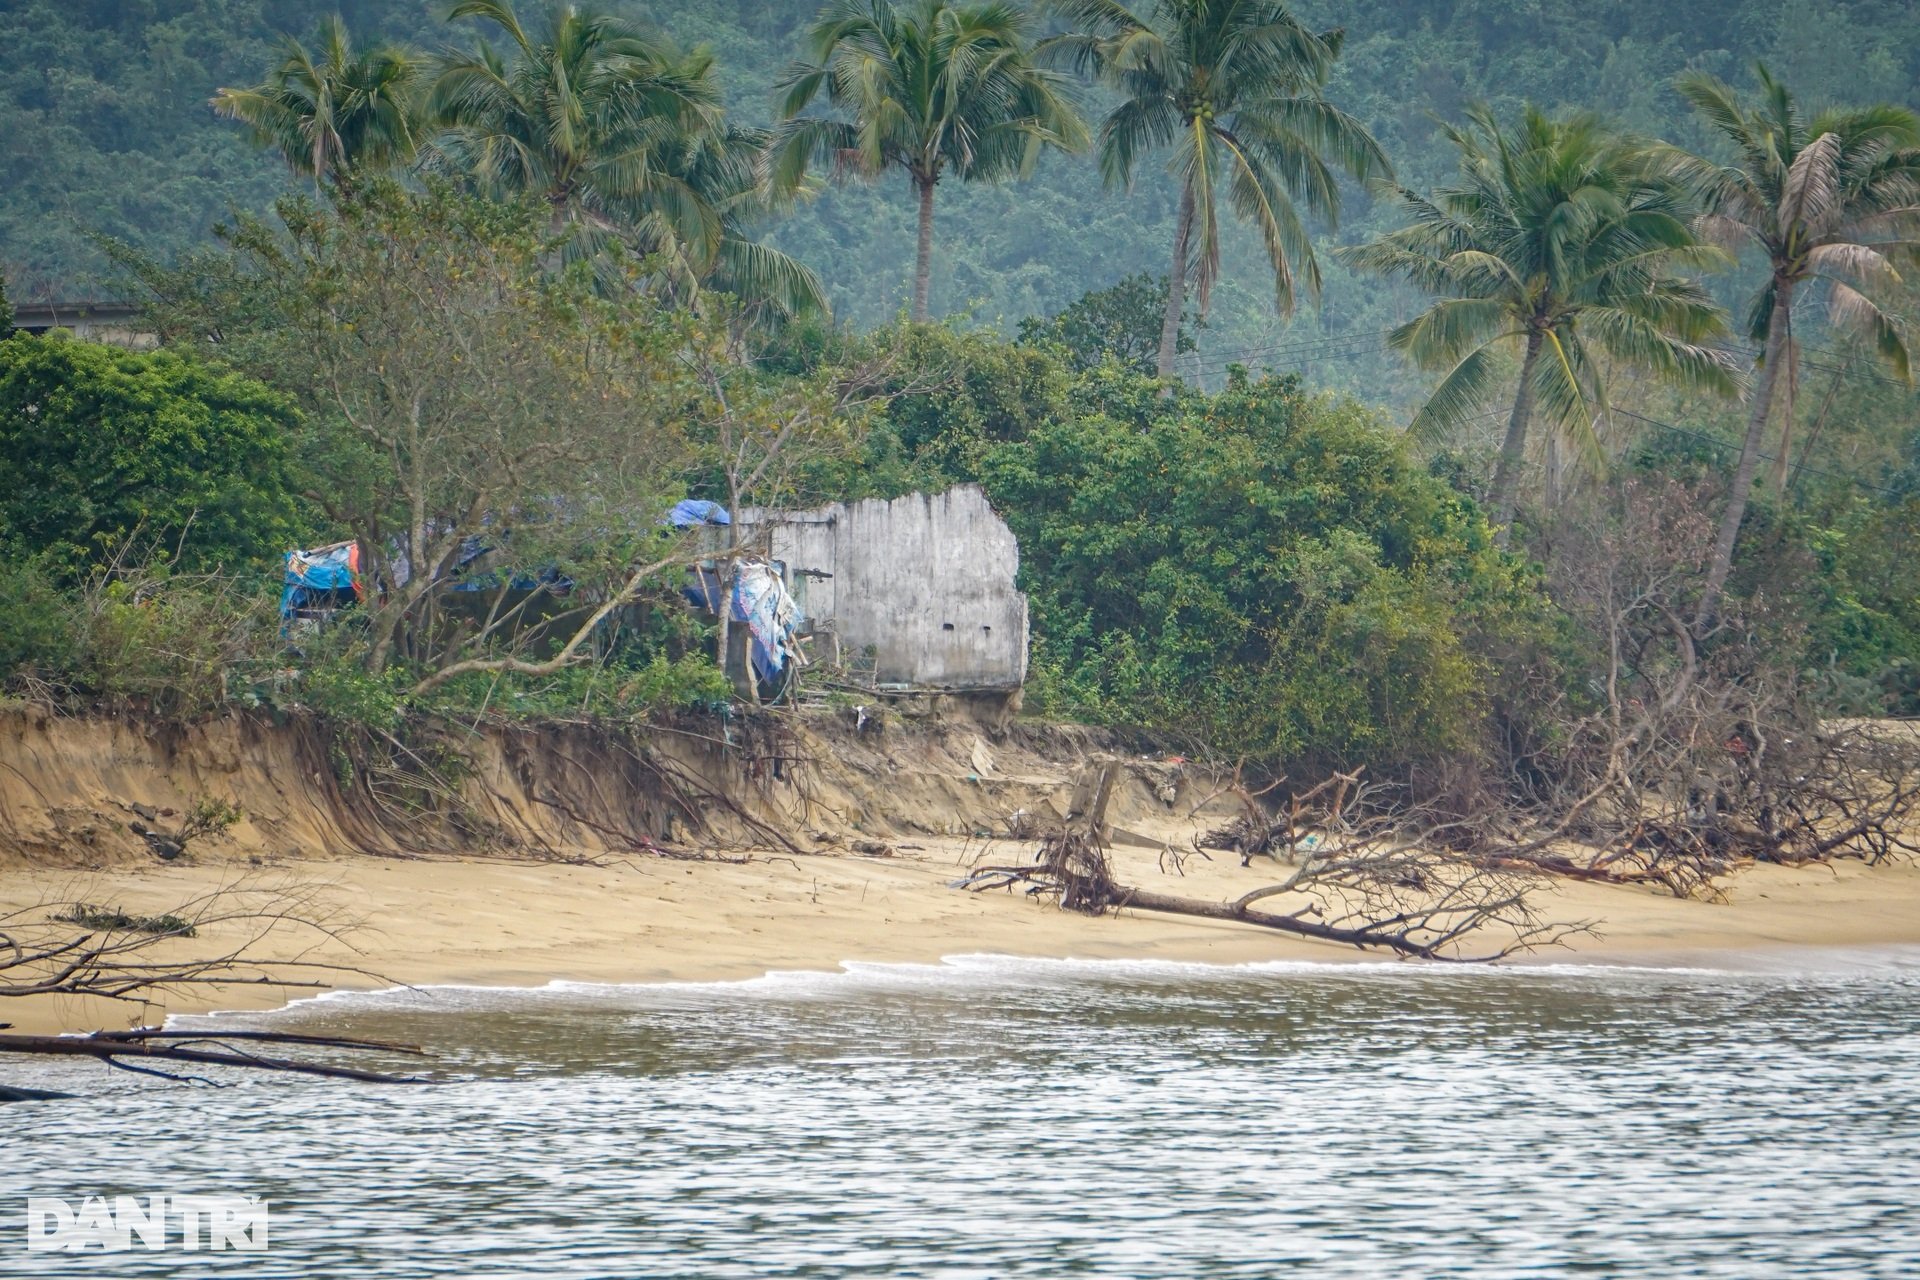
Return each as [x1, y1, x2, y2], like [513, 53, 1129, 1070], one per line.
[1, 878, 389, 1007]
[0, 1029, 431, 1085]
[959, 765, 1591, 961]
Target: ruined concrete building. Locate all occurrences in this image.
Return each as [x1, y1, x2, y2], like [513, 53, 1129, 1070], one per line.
[736, 486, 1029, 694]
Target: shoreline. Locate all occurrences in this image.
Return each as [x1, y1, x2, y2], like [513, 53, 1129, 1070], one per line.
[188, 938, 1920, 1027]
[6, 838, 1920, 1037]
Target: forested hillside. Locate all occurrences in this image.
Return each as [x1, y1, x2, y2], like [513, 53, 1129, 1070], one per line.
[5, 0, 1918, 398]
[3, 0, 1917, 894]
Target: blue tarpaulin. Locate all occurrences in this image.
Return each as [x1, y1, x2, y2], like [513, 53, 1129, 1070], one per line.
[281, 541, 362, 620]
[667, 499, 731, 529]
[683, 565, 725, 613]
[681, 557, 806, 683]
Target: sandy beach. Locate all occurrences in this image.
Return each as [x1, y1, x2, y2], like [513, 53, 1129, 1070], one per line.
[7, 828, 1919, 1036]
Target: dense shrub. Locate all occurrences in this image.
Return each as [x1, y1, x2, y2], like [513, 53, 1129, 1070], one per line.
[978, 371, 1551, 770]
[0, 331, 303, 575]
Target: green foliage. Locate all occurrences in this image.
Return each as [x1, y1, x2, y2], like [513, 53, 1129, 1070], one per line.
[1016, 272, 1193, 377]
[1, 0, 1914, 736]
[211, 14, 425, 188]
[613, 653, 734, 714]
[1048, 0, 1389, 364]
[432, 0, 822, 318]
[77, 569, 279, 717]
[133, 179, 708, 682]
[0, 550, 81, 683]
[1668, 63, 1920, 367]
[1, 548, 283, 721]
[0, 559, 280, 717]
[868, 321, 1075, 481]
[2, 0, 1918, 373]
[1340, 104, 1736, 527]
[771, 0, 1086, 320]
[1663, 64, 1920, 619]
[182, 794, 245, 841]
[408, 652, 733, 721]
[292, 646, 409, 730]
[976, 370, 1549, 768]
[0, 331, 303, 575]
[1801, 493, 1920, 713]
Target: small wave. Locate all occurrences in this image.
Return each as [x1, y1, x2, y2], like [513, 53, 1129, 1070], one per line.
[170, 943, 1918, 1028]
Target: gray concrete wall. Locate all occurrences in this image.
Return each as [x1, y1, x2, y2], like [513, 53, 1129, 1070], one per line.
[10, 301, 157, 349]
[738, 486, 1029, 691]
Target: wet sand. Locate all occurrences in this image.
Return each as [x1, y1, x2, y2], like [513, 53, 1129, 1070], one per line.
[6, 829, 1919, 1035]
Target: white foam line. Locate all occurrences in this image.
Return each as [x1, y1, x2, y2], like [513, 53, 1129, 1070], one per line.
[165, 946, 1916, 1027]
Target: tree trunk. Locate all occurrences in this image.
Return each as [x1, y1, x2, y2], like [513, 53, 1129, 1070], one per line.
[1766, 330, 1813, 493]
[541, 199, 573, 276]
[911, 175, 936, 323]
[715, 484, 739, 696]
[1697, 278, 1794, 631]
[1156, 184, 1197, 387]
[1544, 430, 1564, 512]
[1489, 327, 1545, 547]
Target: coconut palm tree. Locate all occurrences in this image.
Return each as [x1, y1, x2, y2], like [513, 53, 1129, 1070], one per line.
[1339, 106, 1738, 540]
[654, 122, 830, 323]
[430, 2, 719, 261]
[212, 15, 424, 190]
[770, 0, 1087, 323]
[1665, 65, 1920, 628]
[431, 0, 822, 317]
[1042, 0, 1388, 381]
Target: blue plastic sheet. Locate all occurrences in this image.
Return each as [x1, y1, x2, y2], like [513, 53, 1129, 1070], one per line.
[281, 541, 362, 619]
[731, 561, 804, 682]
[667, 499, 731, 529]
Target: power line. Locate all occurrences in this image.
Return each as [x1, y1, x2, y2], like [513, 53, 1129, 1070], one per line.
[1187, 329, 1391, 374]
[1189, 333, 1389, 370]
[1612, 407, 1904, 498]
[1708, 339, 1917, 392]
[1190, 326, 1391, 358]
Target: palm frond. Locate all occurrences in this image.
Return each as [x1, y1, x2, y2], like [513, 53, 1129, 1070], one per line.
[1389, 297, 1513, 369]
[1405, 344, 1506, 447]
[1827, 281, 1912, 382]
[711, 236, 831, 320]
[1806, 241, 1900, 290]
[1780, 130, 1842, 233]
[1220, 128, 1315, 313]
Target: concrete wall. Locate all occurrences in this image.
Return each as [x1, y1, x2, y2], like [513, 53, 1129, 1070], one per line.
[739, 486, 1028, 691]
[10, 301, 157, 349]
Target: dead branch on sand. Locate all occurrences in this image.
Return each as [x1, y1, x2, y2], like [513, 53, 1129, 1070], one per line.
[957, 764, 1589, 961]
[1486, 483, 1920, 896]
[0, 879, 431, 1085]
[0, 878, 383, 1007]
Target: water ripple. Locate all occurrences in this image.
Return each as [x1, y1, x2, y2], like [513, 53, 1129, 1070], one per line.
[4, 952, 1918, 1277]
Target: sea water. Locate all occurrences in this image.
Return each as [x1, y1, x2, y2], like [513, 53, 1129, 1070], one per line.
[5, 949, 1919, 1277]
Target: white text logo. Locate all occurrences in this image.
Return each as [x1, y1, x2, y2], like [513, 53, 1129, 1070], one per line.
[25, 1195, 269, 1252]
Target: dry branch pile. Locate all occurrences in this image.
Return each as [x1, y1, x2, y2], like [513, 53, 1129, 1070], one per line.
[0, 882, 436, 1087]
[0, 880, 382, 1007]
[960, 764, 1589, 960]
[1487, 482, 1920, 894]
